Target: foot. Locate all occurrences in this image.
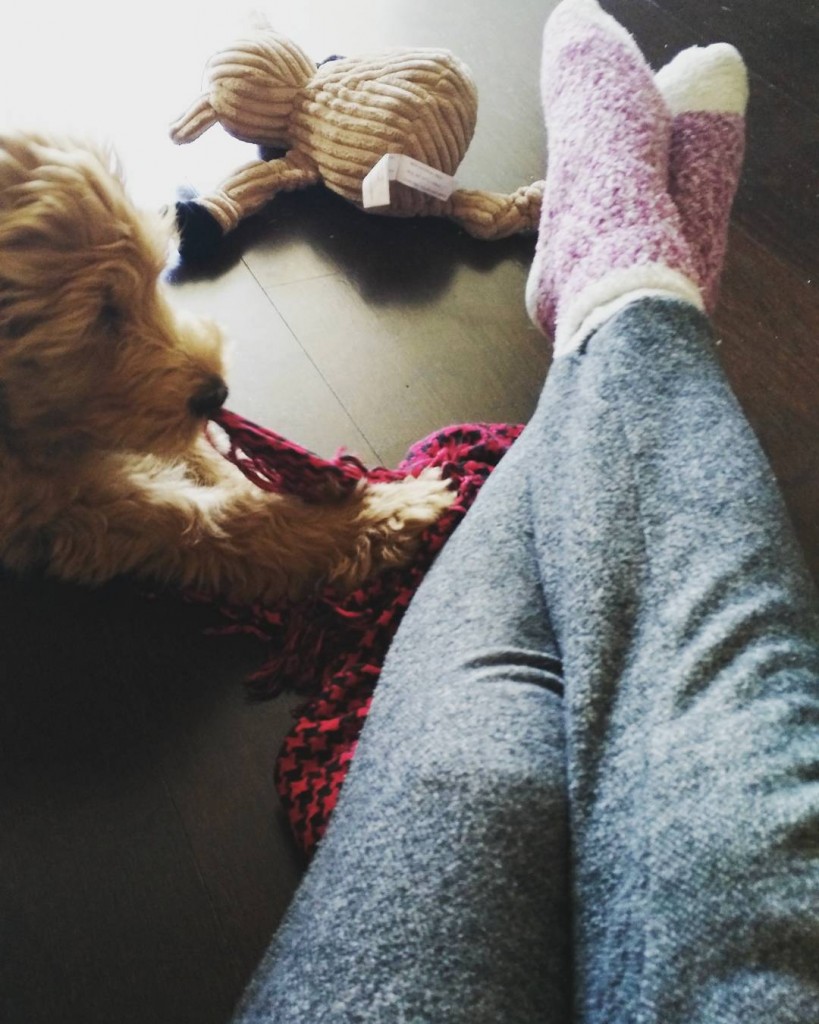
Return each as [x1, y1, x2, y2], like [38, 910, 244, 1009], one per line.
[656, 44, 748, 311]
[525, 0, 701, 354]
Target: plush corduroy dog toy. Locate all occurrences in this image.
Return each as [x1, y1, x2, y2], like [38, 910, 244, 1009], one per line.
[170, 22, 544, 260]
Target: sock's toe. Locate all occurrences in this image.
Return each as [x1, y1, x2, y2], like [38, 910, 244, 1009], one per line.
[548, 0, 630, 38]
[544, 0, 644, 61]
[656, 43, 749, 115]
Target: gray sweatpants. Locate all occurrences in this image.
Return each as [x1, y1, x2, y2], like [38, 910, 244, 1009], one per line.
[233, 299, 819, 1023]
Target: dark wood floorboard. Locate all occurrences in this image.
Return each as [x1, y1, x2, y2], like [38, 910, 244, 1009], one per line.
[606, 0, 819, 278]
[1, 1, 817, 1022]
[655, 0, 819, 111]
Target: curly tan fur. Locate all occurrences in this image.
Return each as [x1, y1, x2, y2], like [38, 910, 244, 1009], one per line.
[0, 132, 454, 603]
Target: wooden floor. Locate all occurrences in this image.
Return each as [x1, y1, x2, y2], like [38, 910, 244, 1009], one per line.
[1, 1, 817, 1021]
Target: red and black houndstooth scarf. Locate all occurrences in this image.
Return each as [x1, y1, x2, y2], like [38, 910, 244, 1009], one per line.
[211, 409, 522, 858]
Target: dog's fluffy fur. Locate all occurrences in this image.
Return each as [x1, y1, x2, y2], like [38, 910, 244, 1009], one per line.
[0, 131, 454, 603]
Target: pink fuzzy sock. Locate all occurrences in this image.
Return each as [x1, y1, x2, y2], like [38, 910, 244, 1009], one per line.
[525, 0, 703, 354]
[656, 44, 748, 313]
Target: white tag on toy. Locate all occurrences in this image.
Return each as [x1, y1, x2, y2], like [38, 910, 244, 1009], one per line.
[362, 153, 398, 208]
[362, 153, 456, 208]
[394, 155, 456, 201]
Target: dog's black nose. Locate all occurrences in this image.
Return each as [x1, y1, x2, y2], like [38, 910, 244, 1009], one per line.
[189, 377, 229, 417]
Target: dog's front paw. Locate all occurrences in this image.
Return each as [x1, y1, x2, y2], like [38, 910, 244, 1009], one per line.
[331, 468, 456, 589]
[370, 465, 457, 538]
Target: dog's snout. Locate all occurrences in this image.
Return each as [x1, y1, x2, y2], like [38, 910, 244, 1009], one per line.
[188, 376, 229, 418]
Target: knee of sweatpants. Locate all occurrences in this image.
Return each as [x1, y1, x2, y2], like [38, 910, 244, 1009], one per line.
[405, 691, 567, 847]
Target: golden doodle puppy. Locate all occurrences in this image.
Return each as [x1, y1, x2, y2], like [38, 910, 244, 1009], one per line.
[0, 132, 454, 603]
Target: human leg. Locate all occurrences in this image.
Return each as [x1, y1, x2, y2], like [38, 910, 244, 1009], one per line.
[522, 0, 819, 1018]
[528, 298, 819, 1022]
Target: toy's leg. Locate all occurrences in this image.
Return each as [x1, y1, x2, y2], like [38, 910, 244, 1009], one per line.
[200, 154, 320, 232]
[445, 180, 544, 239]
[176, 153, 319, 261]
[656, 44, 748, 311]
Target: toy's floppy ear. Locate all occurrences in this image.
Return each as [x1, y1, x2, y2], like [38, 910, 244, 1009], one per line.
[169, 94, 219, 145]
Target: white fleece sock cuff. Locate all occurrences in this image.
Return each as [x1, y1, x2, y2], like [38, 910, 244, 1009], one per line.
[555, 265, 705, 357]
